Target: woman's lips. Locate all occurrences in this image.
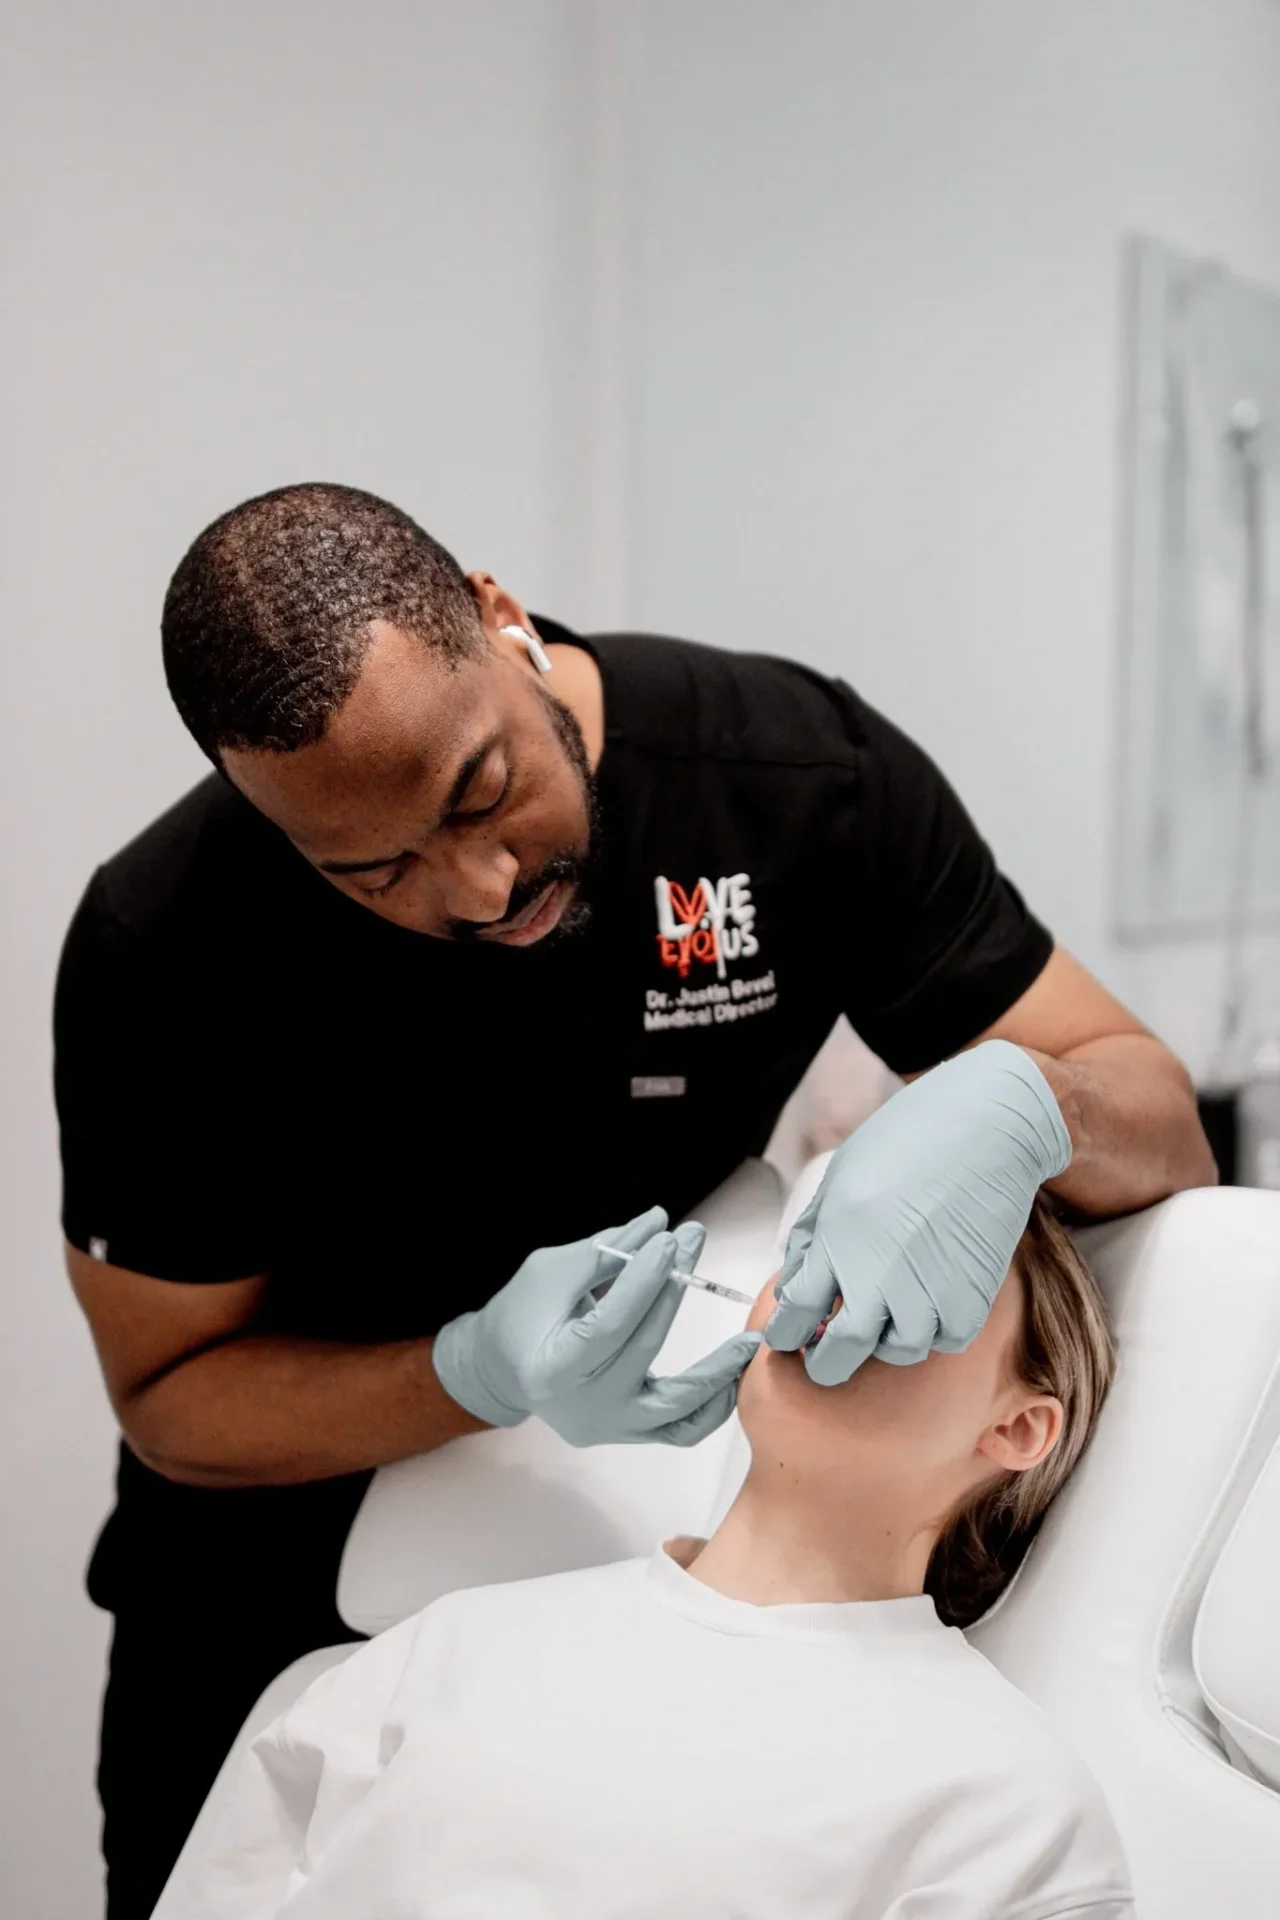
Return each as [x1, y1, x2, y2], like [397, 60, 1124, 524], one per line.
[806, 1295, 843, 1349]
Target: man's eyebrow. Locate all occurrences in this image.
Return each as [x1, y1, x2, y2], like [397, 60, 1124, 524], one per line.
[316, 733, 502, 875]
[439, 732, 502, 821]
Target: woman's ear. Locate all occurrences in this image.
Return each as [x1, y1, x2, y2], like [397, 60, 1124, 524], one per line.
[978, 1396, 1063, 1476]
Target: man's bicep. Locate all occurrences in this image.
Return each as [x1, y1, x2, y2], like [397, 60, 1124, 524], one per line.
[895, 947, 1157, 1081]
[975, 944, 1151, 1057]
[842, 699, 1054, 1075]
[66, 1241, 267, 1410]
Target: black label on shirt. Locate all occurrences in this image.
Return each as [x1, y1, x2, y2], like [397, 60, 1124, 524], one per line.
[630, 1074, 687, 1098]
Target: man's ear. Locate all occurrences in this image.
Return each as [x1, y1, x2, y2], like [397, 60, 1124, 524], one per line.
[467, 571, 533, 644]
[978, 1396, 1063, 1476]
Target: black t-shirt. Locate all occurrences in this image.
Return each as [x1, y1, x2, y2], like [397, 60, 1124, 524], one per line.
[54, 624, 1052, 1615]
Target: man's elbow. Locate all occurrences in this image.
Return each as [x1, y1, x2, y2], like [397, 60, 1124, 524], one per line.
[1172, 1135, 1220, 1194]
[1128, 1037, 1216, 1195]
[123, 1430, 249, 1489]
[119, 1394, 258, 1490]
[1165, 1077, 1219, 1194]
[129, 1447, 246, 1490]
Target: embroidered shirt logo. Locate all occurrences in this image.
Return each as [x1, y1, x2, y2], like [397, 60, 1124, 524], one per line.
[643, 871, 777, 1032]
[653, 873, 760, 980]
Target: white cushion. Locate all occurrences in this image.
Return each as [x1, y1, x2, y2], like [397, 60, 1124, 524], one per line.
[1194, 1432, 1280, 1790]
[337, 1158, 783, 1636]
[969, 1187, 1280, 1920]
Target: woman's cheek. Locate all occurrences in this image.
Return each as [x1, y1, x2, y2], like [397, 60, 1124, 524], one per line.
[745, 1274, 780, 1335]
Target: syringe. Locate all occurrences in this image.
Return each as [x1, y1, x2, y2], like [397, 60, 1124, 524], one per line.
[593, 1240, 755, 1308]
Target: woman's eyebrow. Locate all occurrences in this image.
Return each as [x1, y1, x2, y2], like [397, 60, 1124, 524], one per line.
[316, 733, 503, 875]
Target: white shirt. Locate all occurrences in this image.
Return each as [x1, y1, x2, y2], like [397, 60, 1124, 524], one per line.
[157, 1543, 1134, 1920]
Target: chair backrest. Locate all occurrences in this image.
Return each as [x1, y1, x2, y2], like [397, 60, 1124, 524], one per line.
[337, 1158, 783, 1636]
[966, 1186, 1280, 1920]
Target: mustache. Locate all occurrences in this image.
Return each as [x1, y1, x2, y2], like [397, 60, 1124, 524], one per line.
[445, 852, 588, 943]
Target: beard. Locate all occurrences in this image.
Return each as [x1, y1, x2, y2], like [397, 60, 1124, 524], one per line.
[445, 683, 602, 945]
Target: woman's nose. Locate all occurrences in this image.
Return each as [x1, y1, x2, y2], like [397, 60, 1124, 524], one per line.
[439, 840, 521, 925]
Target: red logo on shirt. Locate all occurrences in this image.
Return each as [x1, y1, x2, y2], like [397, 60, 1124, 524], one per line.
[653, 873, 760, 980]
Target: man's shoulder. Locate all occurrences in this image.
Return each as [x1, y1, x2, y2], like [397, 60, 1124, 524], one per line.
[89, 773, 295, 946]
[585, 627, 874, 772]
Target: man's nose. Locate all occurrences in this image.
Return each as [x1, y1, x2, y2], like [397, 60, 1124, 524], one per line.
[438, 840, 520, 925]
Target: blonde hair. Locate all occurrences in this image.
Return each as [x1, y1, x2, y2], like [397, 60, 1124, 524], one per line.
[924, 1196, 1116, 1630]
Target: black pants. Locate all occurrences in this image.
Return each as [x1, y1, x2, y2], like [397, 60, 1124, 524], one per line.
[90, 1450, 372, 1920]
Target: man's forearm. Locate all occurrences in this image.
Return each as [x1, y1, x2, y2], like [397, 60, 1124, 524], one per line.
[1026, 1033, 1217, 1217]
[124, 1332, 488, 1488]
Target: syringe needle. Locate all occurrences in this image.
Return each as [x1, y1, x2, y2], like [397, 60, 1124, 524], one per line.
[593, 1240, 756, 1309]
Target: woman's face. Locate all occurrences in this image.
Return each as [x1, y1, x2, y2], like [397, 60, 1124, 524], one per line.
[737, 1267, 1056, 1512]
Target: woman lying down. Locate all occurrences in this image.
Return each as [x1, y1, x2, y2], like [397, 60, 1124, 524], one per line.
[156, 1191, 1132, 1920]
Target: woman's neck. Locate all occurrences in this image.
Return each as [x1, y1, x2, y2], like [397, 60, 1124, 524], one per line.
[687, 1465, 938, 1606]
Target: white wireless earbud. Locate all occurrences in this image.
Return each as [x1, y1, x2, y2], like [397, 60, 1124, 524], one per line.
[498, 623, 553, 675]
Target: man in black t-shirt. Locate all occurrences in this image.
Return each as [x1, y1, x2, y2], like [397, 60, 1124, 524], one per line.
[55, 484, 1213, 1918]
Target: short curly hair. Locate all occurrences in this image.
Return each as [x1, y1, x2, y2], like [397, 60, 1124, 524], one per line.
[162, 484, 483, 762]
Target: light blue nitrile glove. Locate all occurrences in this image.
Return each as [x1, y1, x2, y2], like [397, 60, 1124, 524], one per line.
[766, 1040, 1073, 1385]
[432, 1207, 762, 1447]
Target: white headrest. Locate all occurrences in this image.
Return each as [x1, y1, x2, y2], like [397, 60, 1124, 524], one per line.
[969, 1186, 1280, 1919]
[337, 1158, 783, 1636]
[1194, 1432, 1280, 1789]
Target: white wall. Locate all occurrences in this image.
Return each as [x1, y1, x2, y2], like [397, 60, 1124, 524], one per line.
[6, 3, 1280, 1911]
[0, 4, 614, 1912]
[628, 0, 1280, 1076]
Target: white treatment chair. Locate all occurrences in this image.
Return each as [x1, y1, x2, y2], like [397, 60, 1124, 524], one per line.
[697, 1165, 1280, 1920]
[161, 1161, 1280, 1920]
[968, 1183, 1280, 1917]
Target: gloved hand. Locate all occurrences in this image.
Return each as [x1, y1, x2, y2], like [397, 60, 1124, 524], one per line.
[433, 1206, 762, 1447]
[766, 1040, 1072, 1385]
